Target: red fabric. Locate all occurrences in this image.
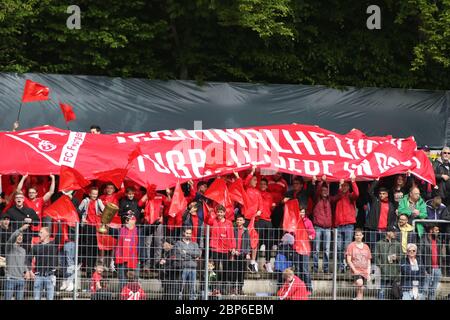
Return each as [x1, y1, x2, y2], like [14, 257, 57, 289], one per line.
[24, 197, 45, 218]
[59, 166, 90, 192]
[332, 182, 359, 227]
[120, 284, 146, 300]
[21, 80, 49, 103]
[115, 227, 139, 269]
[283, 200, 300, 233]
[378, 201, 390, 230]
[431, 238, 439, 268]
[293, 215, 312, 256]
[248, 216, 259, 249]
[96, 232, 117, 251]
[90, 272, 102, 293]
[242, 175, 263, 220]
[43, 195, 79, 226]
[99, 191, 124, 228]
[128, 144, 142, 164]
[277, 275, 310, 300]
[167, 181, 187, 227]
[59, 103, 76, 122]
[267, 176, 288, 205]
[0, 125, 436, 189]
[207, 218, 235, 253]
[86, 200, 99, 226]
[228, 178, 249, 212]
[204, 178, 234, 221]
[142, 196, 163, 225]
[94, 168, 128, 189]
[191, 214, 199, 243]
[260, 190, 274, 221]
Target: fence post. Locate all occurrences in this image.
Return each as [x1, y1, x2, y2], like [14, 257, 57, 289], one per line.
[332, 228, 338, 301]
[203, 224, 210, 301]
[73, 222, 80, 300]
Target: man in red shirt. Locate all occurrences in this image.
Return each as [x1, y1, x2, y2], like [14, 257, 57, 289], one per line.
[258, 178, 275, 273]
[420, 225, 443, 300]
[205, 204, 235, 295]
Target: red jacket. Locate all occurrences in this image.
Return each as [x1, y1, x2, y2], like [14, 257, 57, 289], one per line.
[260, 190, 274, 221]
[277, 275, 310, 300]
[267, 176, 288, 204]
[205, 217, 236, 253]
[312, 183, 332, 228]
[332, 182, 359, 227]
[242, 174, 263, 220]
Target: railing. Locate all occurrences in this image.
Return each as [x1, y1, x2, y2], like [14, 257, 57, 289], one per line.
[0, 220, 449, 300]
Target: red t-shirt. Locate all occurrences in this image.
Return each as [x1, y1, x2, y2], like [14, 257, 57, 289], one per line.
[87, 200, 99, 226]
[24, 197, 45, 218]
[378, 201, 389, 230]
[267, 177, 288, 204]
[431, 238, 439, 268]
[260, 190, 274, 221]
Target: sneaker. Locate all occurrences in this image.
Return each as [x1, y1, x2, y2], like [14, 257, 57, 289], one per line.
[65, 282, 74, 292]
[264, 263, 274, 273]
[248, 263, 257, 273]
[59, 280, 68, 291]
[254, 263, 259, 273]
[110, 260, 116, 272]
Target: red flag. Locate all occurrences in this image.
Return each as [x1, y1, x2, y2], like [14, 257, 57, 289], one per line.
[94, 168, 128, 189]
[204, 178, 234, 221]
[97, 233, 117, 251]
[43, 195, 79, 226]
[144, 197, 163, 225]
[283, 199, 299, 233]
[247, 216, 259, 249]
[128, 144, 142, 164]
[168, 181, 187, 219]
[228, 178, 249, 213]
[146, 183, 157, 199]
[59, 166, 90, 192]
[21, 79, 50, 103]
[59, 103, 76, 122]
[293, 216, 311, 256]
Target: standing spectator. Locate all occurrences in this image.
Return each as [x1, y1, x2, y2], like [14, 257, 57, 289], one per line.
[394, 214, 417, 255]
[375, 227, 401, 300]
[120, 270, 146, 300]
[182, 202, 202, 245]
[31, 226, 61, 300]
[205, 205, 235, 295]
[365, 179, 397, 248]
[425, 194, 446, 221]
[78, 187, 104, 277]
[0, 215, 12, 298]
[331, 175, 359, 273]
[398, 187, 427, 238]
[277, 268, 310, 300]
[283, 176, 313, 212]
[174, 228, 201, 300]
[89, 125, 102, 134]
[267, 171, 288, 230]
[230, 215, 251, 295]
[6, 192, 39, 255]
[119, 187, 141, 223]
[108, 213, 142, 289]
[433, 146, 450, 205]
[442, 207, 450, 276]
[258, 178, 275, 272]
[4, 224, 31, 300]
[346, 229, 372, 300]
[58, 222, 77, 292]
[420, 225, 443, 300]
[388, 174, 410, 204]
[292, 207, 315, 292]
[311, 175, 332, 273]
[400, 243, 426, 300]
[16, 174, 55, 218]
[157, 238, 178, 299]
[274, 233, 295, 289]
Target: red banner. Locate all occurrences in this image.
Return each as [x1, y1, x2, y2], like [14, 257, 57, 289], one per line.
[0, 124, 435, 189]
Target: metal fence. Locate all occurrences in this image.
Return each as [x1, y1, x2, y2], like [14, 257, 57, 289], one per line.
[1, 220, 449, 300]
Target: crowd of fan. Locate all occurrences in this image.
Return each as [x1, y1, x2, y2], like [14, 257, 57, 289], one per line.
[1, 129, 450, 300]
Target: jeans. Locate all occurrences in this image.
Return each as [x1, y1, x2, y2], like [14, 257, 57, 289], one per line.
[336, 224, 354, 270]
[34, 275, 54, 300]
[5, 277, 25, 300]
[313, 227, 331, 272]
[62, 241, 76, 282]
[424, 268, 442, 300]
[293, 252, 312, 292]
[180, 268, 197, 300]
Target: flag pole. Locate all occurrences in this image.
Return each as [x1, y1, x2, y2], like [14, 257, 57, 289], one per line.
[16, 102, 23, 122]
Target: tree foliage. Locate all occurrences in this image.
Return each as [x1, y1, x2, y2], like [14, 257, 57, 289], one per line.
[0, 0, 448, 89]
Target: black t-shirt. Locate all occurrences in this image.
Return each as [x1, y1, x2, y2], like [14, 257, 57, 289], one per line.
[31, 241, 59, 275]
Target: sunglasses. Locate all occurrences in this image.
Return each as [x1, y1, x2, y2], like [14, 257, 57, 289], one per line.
[443, 152, 450, 155]
[407, 249, 416, 252]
